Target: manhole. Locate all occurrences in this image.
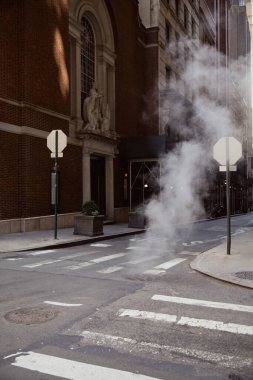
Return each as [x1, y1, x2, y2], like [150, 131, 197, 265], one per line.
[234, 271, 253, 280]
[4, 306, 59, 325]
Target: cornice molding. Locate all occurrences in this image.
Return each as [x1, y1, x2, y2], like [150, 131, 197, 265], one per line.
[0, 122, 82, 146]
[0, 96, 69, 121]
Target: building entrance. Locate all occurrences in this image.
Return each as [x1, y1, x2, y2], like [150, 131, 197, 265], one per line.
[90, 155, 106, 215]
[129, 159, 160, 211]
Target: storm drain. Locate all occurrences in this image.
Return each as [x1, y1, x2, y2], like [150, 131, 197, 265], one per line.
[234, 271, 253, 281]
[4, 306, 59, 325]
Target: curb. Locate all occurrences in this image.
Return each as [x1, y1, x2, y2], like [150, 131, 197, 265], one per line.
[190, 252, 253, 289]
[0, 229, 146, 254]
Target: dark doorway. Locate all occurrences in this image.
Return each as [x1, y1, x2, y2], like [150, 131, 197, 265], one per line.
[90, 155, 106, 215]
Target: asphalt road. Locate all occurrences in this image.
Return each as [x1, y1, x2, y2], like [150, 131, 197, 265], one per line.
[0, 214, 253, 380]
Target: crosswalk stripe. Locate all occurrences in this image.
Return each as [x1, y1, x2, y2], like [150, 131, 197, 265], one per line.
[8, 351, 159, 380]
[128, 257, 157, 265]
[177, 251, 199, 256]
[90, 253, 125, 263]
[78, 331, 253, 368]
[65, 253, 125, 271]
[22, 259, 62, 268]
[119, 308, 177, 323]
[22, 251, 99, 268]
[154, 258, 186, 270]
[97, 266, 123, 274]
[66, 262, 93, 270]
[44, 301, 83, 307]
[6, 258, 23, 261]
[118, 308, 253, 335]
[27, 249, 56, 256]
[177, 316, 253, 335]
[145, 258, 186, 274]
[61, 252, 98, 260]
[90, 243, 112, 247]
[144, 269, 166, 275]
[151, 295, 253, 313]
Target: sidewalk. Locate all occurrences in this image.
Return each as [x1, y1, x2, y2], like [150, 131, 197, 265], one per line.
[0, 223, 145, 253]
[0, 223, 252, 289]
[190, 228, 253, 289]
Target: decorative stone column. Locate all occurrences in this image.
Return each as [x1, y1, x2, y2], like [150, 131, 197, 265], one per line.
[106, 156, 114, 219]
[82, 145, 90, 204]
[69, 19, 83, 134]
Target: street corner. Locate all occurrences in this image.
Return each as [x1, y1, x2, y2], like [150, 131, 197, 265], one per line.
[190, 248, 253, 289]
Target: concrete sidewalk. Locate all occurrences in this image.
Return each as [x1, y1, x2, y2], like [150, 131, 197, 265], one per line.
[0, 223, 252, 289]
[190, 228, 253, 289]
[0, 223, 145, 253]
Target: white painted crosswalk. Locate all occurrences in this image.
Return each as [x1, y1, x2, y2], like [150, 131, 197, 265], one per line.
[144, 258, 186, 275]
[22, 251, 99, 268]
[118, 307, 253, 335]
[97, 265, 123, 274]
[6, 351, 159, 380]
[4, 292, 253, 379]
[119, 308, 177, 323]
[91, 253, 125, 263]
[77, 330, 253, 368]
[177, 316, 253, 335]
[4, 246, 189, 277]
[44, 301, 83, 307]
[65, 253, 126, 271]
[151, 295, 253, 313]
[117, 292, 253, 336]
[23, 258, 63, 268]
[2, 233, 253, 380]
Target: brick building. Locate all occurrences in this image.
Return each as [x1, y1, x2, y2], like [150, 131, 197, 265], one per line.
[0, 0, 159, 232]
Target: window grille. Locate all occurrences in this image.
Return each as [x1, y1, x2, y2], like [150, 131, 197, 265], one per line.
[81, 17, 95, 106]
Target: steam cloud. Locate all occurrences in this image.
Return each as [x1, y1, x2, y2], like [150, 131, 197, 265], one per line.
[128, 41, 249, 262]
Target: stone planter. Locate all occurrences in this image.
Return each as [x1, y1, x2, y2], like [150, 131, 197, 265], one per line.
[128, 212, 146, 229]
[74, 215, 104, 236]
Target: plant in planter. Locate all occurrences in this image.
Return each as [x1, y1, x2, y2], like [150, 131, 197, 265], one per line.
[82, 200, 99, 216]
[74, 200, 104, 236]
[128, 206, 147, 229]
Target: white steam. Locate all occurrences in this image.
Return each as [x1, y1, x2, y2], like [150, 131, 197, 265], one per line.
[128, 42, 249, 262]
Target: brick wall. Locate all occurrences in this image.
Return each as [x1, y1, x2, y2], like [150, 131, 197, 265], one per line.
[22, 0, 70, 115]
[0, 0, 79, 221]
[17, 135, 82, 219]
[108, 0, 159, 138]
[0, 121, 76, 221]
[0, 0, 21, 101]
[0, 131, 20, 219]
[0, 0, 70, 125]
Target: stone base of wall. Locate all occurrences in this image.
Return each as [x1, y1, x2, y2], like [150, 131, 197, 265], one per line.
[0, 208, 129, 234]
[114, 207, 129, 222]
[0, 213, 82, 234]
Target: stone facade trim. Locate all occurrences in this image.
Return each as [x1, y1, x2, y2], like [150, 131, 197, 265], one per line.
[0, 122, 82, 147]
[0, 96, 69, 121]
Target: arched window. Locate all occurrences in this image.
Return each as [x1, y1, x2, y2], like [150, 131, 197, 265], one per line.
[81, 17, 95, 112]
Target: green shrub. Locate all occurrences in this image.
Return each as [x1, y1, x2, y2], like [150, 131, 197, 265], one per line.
[82, 200, 99, 216]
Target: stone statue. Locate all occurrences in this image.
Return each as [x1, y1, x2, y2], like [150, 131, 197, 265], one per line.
[101, 103, 111, 132]
[83, 85, 111, 133]
[83, 86, 101, 130]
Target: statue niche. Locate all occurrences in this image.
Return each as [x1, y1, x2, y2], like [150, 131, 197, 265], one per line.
[82, 86, 111, 134]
